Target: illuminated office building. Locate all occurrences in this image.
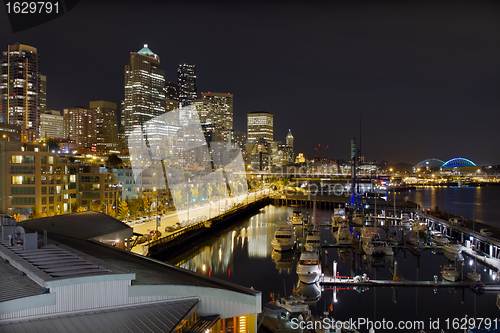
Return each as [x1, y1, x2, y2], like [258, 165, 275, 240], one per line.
[40, 109, 64, 139]
[247, 111, 273, 144]
[90, 100, 118, 150]
[178, 63, 197, 106]
[122, 44, 166, 142]
[0, 43, 42, 138]
[201, 92, 233, 130]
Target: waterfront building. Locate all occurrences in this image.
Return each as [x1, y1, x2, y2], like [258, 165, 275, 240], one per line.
[63, 106, 97, 149]
[90, 100, 119, 151]
[0, 43, 42, 138]
[0, 141, 69, 215]
[0, 212, 261, 332]
[201, 92, 234, 130]
[178, 63, 197, 106]
[122, 44, 166, 144]
[40, 109, 64, 139]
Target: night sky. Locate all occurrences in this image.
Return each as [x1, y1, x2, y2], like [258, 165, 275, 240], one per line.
[1, 0, 499, 165]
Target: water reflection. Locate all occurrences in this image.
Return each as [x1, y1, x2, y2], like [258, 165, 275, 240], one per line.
[173, 205, 499, 323]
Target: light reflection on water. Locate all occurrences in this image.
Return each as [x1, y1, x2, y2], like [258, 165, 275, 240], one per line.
[172, 204, 499, 330]
[395, 186, 500, 228]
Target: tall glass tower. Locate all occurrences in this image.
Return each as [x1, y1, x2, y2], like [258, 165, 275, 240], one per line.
[177, 63, 197, 106]
[0, 43, 41, 137]
[122, 44, 166, 140]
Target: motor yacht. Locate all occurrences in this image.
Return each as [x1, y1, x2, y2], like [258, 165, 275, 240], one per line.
[441, 265, 460, 282]
[431, 232, 448, 246]
[331, 208, 346, 227]
[305, 229, 321, 252]
[271, 221, 295, 251]
[443, 238, 462, 255]
[296, 250, 321, 284]
[352, 211, 364, 226]
[291, 211, 304, 225]
[335, 224, 353, 245]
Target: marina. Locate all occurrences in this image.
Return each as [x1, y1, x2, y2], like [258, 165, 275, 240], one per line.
[171, 196, 500, 332]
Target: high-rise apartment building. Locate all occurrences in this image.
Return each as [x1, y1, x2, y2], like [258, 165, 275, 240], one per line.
[201, 92, 233, 130]
[0, 43, 42, 137]
[63, 106, 97, 149]
[122, 44, 166, 140]
[177, 64, 197, 106]
[40, 109, 64, 139]
[90, 100, 118, 150]
[247, 112, 273, 144]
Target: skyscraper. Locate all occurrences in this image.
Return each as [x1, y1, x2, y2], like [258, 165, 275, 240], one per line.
[0, 43, 42, 137]
[201, 92, 233, 130]
[122, 44, 166, 140]
[63, 106, 97, 149]
[90, 100, 118, 150]
[286, 129, 294, 151]
[40, 75, 47, 113]
[247, 111, 273, 144]
[177, 64, 197, 106]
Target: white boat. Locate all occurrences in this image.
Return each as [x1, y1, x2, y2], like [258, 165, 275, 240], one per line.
[352, 211, 364, 226]
[431, 232, 448, 246]
[363, 238, 393, 256]
[407, 231, 423, 247]
[361, 225, 379, 244]
[271, 222, 295, 251]
[388, 227, 402, 245]
[277, 296, 309, 313]
[441, 265, 460, 282]
[305, 229, 321, 252]
[296, 250, 321, 284]
[291, 211, 304, 225]
[443, 238, 462, 255]
[335, 224, 353, 245]
[466, 269, 481, 282]
[331, 208, 346, 227]
[372, 239, 394, 256]
[296, 281, 321, 304]
[363, 241, 374, 256]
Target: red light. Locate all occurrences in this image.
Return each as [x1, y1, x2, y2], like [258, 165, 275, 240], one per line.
[228, 267, 230, 277]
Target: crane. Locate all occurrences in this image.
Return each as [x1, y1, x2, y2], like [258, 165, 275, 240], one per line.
[315, 144, 329, 158]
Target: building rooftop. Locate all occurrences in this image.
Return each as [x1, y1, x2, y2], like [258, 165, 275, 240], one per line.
[0, 298, 199, 333]
[19, 211, 132, 243]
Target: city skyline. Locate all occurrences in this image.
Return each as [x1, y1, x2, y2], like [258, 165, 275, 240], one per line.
[1, 1, 499, 164]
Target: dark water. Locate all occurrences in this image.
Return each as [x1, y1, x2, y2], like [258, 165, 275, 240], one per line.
[395, 185, 500, 228]
[173, 204, 499, 332]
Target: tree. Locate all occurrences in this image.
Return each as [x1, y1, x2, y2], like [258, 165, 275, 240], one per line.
[118, 200, 130, 219]
[45, 137, 59, 152]
[107, 153, 123, 167]
[76, 206, 87, 212]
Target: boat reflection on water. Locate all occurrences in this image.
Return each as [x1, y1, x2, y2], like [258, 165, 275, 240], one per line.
[271, 249, 295, 274]
[337, 247, 350, 262]
[295, 281, 321, 304]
